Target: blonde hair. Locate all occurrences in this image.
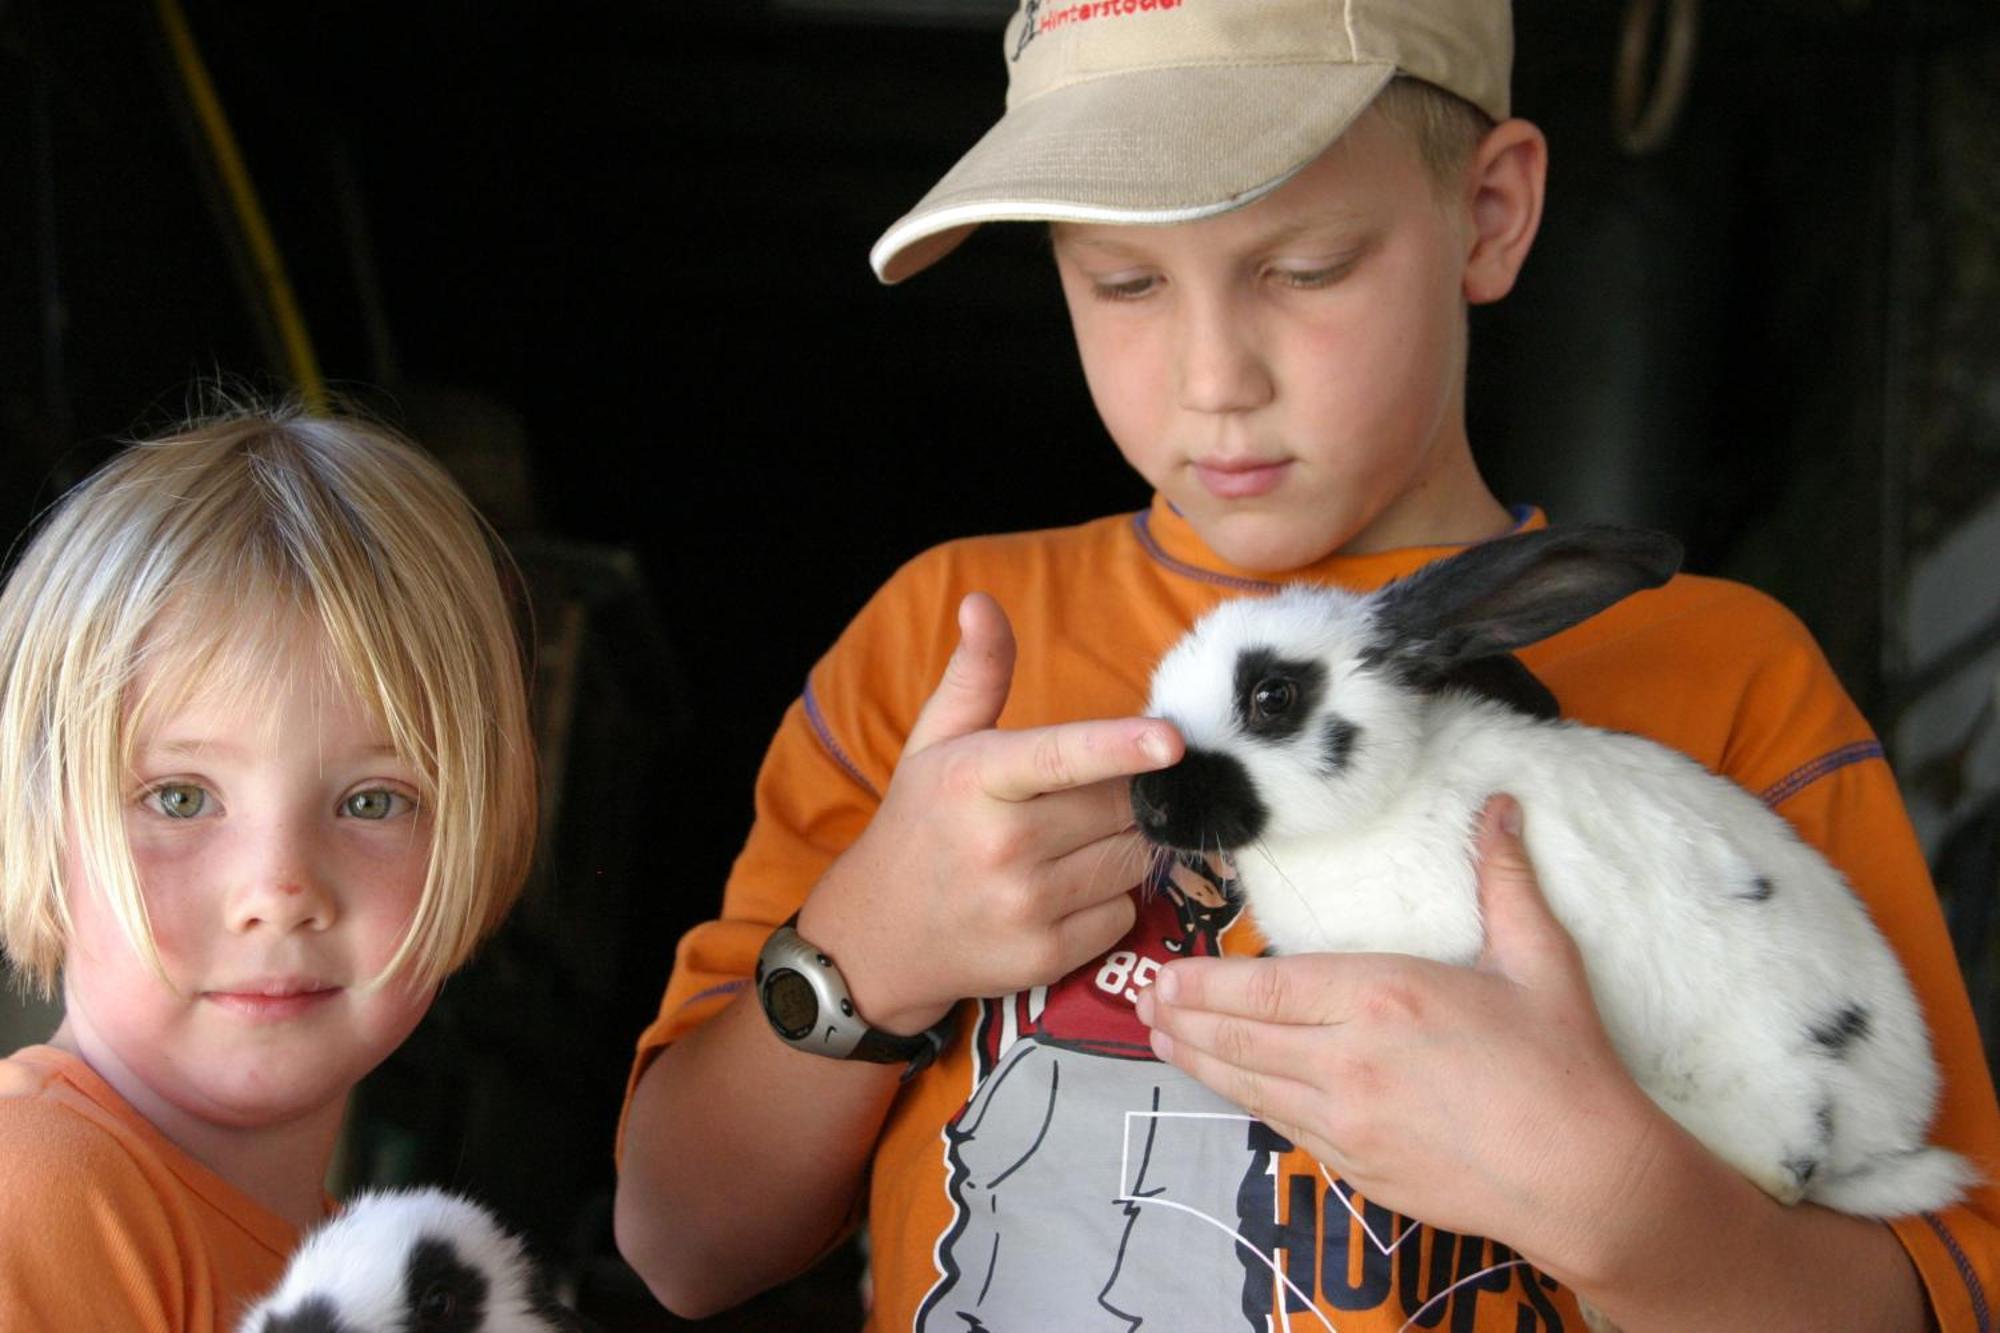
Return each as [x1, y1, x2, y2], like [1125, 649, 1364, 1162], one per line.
[1372, 76, 1498, 190]
[0, 406, 537, 997]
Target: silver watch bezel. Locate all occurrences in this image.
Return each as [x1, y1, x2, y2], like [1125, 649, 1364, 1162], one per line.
[756, 922, 866, 1059]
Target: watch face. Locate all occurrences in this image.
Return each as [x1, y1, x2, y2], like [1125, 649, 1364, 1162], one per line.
[763, 968, 820, 1041]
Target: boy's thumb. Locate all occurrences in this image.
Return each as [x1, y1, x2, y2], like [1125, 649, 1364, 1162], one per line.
[1473, 794, 1576, 981]
[905, 593, 1017, 755]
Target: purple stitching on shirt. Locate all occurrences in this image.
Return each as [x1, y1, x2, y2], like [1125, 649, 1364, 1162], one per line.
[1162, 499, 1538, 528]
[1758, 741, 1886, 809]
[1129, 511, 1278, 593]
[1922, 1211, 1992, 1332]
[804, 679, 881, 800]
[1132, 506, 1540, 591]
[679, 979, 749, 1012]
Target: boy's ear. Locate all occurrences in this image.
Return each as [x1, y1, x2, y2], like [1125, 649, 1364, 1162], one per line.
[1461, 119, 1548, 306]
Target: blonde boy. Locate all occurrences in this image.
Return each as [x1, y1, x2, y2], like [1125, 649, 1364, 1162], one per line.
[0, 410, 537, 1328]
[616, 2, 2000, 1328]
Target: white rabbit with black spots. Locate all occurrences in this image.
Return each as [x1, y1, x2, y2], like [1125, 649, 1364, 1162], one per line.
[237, 1188, 591, 1333]
[1131, 524, 1973, 1225]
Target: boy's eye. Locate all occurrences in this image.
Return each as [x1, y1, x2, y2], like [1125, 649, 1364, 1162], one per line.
[149, 783, 209, 819]
[341, 789, 409, 821]
[1272, 259, 1356, 290]
[1090, 274, 1158, 302]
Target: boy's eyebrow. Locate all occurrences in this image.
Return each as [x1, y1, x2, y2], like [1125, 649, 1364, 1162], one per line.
[1058, 211, 1372, 258]
[1252, 213, 1373, 248]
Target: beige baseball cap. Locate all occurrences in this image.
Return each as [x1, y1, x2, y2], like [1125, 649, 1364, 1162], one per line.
[870, 0, 1512, 283]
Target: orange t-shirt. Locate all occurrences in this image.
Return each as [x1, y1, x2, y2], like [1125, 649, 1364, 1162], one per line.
[0, 1044, 305, 1331]
[625, 498, 2000, 1331]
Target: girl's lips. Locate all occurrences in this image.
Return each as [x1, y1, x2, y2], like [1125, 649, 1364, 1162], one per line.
[203, 987, 340, 1021]
[1192, 458, 1291, 500]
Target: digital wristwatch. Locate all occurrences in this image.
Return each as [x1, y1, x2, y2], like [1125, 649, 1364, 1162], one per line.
[755, 913, 954, 1080]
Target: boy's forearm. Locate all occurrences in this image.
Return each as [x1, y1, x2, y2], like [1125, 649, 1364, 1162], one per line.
[1551, 1109, 1930, 1332]
[612, 990, 903, 1319]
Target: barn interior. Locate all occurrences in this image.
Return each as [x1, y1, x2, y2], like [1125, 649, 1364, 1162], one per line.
[2, 0, 1997, 1326]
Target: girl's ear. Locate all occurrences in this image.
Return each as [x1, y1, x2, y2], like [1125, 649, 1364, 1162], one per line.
[1461, 118, 1548, 306]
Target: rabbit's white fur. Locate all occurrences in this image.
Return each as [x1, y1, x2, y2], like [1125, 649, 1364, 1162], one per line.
[237, 1187, 571, 1332]
[1137, 554, 1974, 1219]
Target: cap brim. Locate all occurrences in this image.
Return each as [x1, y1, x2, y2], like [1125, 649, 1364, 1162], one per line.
[871, 60, 1396, 284]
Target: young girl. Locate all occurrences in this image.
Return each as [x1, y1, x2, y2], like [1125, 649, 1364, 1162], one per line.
[0, 408, 538, 1329]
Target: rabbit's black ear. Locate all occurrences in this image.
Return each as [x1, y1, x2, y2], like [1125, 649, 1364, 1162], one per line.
[1367, 526, 1681, 689]
[1434, 653, 1561, 720]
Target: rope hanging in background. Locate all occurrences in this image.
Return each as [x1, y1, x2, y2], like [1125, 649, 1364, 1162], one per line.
[152, 0, 327, 410]
[1615, 0, 1701, 156]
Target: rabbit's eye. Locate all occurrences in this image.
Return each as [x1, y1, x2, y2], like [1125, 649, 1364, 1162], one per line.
[418, 1282, 458, 1321]
[1250, 677, 1297, 721]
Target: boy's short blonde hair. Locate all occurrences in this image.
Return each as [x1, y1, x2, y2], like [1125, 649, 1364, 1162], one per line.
[1372, 76, 1499, 190]
[0, 406, 537, 997]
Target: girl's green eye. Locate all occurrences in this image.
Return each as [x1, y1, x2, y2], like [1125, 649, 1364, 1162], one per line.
[343, 790, 400, 821]
[153, 784, 207, 819]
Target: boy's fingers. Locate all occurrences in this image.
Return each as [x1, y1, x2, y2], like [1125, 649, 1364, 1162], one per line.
[1041, 827, 1155, 914]
[980, 717, 1183, 802]
[905, 593, 1018, 756]
[1144, 994, 1327, 1081]
[1051, 891, 1139, 974]
[1147, 1024, 1324, 1141]
[1472, 794, 1576, 980]
[1147, 955, 1348, 1026]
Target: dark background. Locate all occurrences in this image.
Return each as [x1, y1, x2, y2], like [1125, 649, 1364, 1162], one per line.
[3, 1, 1998, 1327]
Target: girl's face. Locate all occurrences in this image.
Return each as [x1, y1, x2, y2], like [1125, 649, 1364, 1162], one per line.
[58, 627, 435, 1143]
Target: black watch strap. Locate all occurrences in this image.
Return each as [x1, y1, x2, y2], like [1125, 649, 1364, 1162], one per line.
[852, 1015, 952, 1073]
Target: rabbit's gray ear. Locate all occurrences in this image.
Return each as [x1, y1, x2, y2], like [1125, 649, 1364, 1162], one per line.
[1366, 526, 1681, 689]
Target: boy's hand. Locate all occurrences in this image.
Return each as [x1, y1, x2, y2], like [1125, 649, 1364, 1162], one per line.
[797, 593, 1184, 1038]
[1135, 795, 1667, 1267]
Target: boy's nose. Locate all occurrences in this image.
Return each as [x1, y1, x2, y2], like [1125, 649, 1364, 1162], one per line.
[1175, 297, 1274, 415]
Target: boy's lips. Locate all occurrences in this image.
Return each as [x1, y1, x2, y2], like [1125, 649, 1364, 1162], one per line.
[1192, 457, 1291, 500]
[203, 977, 342, 1020]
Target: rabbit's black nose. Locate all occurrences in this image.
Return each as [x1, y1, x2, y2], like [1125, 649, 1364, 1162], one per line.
[1131, 774, 1172, 830]
[1131, 749, 1266, 852]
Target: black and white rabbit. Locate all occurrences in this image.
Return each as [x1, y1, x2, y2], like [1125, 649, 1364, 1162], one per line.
[237, 1188, 589, 1333]
[1131, 524, 1973, 1225]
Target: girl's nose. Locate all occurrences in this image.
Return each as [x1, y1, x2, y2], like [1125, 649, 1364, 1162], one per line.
[227, 825, 335, 934]
[1175, 294, 1275, 415]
